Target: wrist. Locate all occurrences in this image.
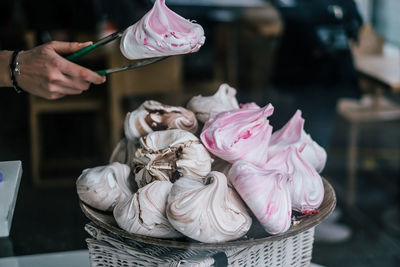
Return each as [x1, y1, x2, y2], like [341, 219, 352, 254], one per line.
[9, 50, 24, 93]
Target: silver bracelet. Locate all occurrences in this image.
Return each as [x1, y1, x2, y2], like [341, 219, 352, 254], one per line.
[9, 50, 24, 94]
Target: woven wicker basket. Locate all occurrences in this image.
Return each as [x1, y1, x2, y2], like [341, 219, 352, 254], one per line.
[82, 178, 336, 267]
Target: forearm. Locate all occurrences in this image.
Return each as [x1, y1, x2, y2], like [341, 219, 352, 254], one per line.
[0, 50, 13, 87]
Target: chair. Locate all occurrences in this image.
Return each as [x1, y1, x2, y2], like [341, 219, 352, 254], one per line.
[26, 31, 109, 187]
[337, 95, 400, 205]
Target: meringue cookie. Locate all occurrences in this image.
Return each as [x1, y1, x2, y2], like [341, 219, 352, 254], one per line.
[114, 181, 182, 238]
[120, 0, 205, 60]
[76, 162, 133, 211]
[166, 172, 252, 243]
[134, 129, 212, 187]
[264, 146, 324, 214]
[124, 100, 198, 141]
[201, 104, 274, 167]
[228, 161, 292, 235]
[186, 83, 240, 123]
[269, 110, 327, 173]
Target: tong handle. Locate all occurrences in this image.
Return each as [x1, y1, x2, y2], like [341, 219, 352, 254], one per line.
[66, 44, 96, 62]
[66, 30, 124, 62]
[95, 56, 169, 76]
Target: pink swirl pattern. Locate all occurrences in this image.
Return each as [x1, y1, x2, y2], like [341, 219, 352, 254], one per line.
[228, 161, 292, 235]
[265, 146, 324, 213]
[200, 104, 274, 167]
[269, 110, 327, 173]
[120, 0, 205, 60]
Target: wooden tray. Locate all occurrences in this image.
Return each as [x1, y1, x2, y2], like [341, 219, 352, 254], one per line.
[80, 178, 336, 250]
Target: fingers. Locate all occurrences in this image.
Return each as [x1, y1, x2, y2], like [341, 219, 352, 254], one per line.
[48, 41, 93, 54]
[55, 58, 106, 85]
[41, 82, 86, 100]
[45, 41, 106, 85]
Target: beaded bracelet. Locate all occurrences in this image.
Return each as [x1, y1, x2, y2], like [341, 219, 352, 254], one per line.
[9, 50, 24, 94]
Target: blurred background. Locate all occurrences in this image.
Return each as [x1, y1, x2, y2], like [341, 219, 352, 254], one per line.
[0, 0, 399, 266]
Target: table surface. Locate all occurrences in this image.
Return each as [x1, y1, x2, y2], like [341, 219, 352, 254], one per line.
[0, 161, 22, 237]
[354, 53, 400, 92]
[0, 250, 89, 267]
[0, 249, 325, 267]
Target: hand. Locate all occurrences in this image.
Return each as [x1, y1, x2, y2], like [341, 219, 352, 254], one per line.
[17, 41, 106, 100]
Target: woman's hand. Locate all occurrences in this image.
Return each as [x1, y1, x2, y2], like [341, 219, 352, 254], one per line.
[17, 41, 106, 100]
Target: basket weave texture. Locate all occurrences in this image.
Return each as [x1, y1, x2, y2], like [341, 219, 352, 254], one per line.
[85, 223, 315, 267]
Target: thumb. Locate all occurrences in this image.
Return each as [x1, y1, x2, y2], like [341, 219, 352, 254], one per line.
[48, 41, 93, 55]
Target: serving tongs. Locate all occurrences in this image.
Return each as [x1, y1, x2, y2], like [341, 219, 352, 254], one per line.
[65, 30, 168, 75]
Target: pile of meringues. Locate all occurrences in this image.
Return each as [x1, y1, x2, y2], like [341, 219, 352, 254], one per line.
[76, 83, 327, 243]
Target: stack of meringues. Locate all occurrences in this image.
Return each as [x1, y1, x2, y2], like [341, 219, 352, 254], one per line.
[77, 83, 327, 243]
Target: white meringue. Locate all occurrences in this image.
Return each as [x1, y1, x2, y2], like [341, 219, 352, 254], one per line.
[264, 146, 324, 214]
[134, 129, 212, 187]
[166, 172, 252, 243]
[76, 162, 133, 212]
[228, 161, 292, 235]
[124, 100, 198, 141]
[120, 0, 205, 60]
[114, 181, 182, 238]
[186, 83, 240, 123]
[269, 110, 327, 173]
[201, 104, 274, 167]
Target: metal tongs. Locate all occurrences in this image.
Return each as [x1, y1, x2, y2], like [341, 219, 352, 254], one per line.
[65, 30, 168, 75]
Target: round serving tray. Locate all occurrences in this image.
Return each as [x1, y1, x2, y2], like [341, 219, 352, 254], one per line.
[80, 178, 336, 250]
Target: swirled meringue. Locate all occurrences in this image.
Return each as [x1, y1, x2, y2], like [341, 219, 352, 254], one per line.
[120, 0, 205, 60]
[166, 172, 252, 243]
[114, 181, 182, 238]
[76, 162, 133, 211]
[134, 129, 212, 187]
[269, 110, 327, 173]
[228, 161, 292, 235]
[124, 100, 198, 141]
[200, 104, 274, 167]
[186, 83, 239, 123]
[265, 146, 324, 214]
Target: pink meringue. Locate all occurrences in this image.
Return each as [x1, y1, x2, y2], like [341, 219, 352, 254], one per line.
[186, 83, 239, 123]
[269, 110, 327, 173]
[200, 104, 274, 167]
[120, 0, 205, 60]
[265, 146, 324, 214]
[228, 161, 292, 235]
[166, 172, 251, 243]
[124, 100, 198, 141]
